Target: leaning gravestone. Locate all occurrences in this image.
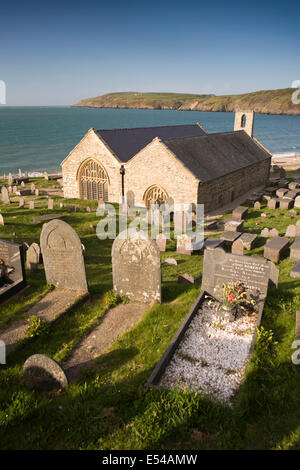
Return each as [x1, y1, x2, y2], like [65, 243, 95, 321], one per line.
[40, 219, 88, 292]
[202, 248, 279, 305]
[112, 228, 161, 303]
[23, 354, 68, 391]
[1, 186, 10, 204]
[0, 239, 26, 302]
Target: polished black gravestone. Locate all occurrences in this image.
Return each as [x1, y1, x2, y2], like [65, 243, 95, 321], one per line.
[202, 248, 278, 303]
[0, 239, 26, 303]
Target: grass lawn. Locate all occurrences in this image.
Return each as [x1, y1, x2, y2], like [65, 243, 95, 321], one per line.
[0, 178, 300, 450]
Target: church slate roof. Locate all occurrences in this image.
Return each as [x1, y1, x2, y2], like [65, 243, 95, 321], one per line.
[95, 124, 206, 162]
[163, 131, 271, 182]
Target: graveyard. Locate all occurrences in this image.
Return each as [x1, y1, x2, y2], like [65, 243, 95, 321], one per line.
[1, 172, 300, 450]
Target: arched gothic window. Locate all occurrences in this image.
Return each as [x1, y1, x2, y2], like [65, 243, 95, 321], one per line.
[144, 185, 168, 208]
[78, 159, 109, 201]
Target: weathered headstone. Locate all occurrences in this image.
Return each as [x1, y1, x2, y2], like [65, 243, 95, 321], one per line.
[290, 262, 300, 278]
[296, 220, 300, 237]
[276, 188, 288, 198]
[269, 228, 279, 238]
[12, 185, 17, 194]
[268, 198, 279, 209]
[26, 243, 40, 270]
[178, 273, 196, 284]
[1, 186, 10, 204]
[294, 196, 300, 208]
[264, 237, 289, 263]
[203, 238, 224, 250]
[239, 233, 258, 250]
[20, 181, 25, 188]
[111, 228, 161, 303]
[31, 183, 35, 193]
[260, 228, 270, 238]
[23, 354, 68, 391]
[126, 190, 135, 208]
[232, 206, 248, 221]
[48, 199, 54, 210]
[35, 188, 39, 196]
[156, 233, 167, 252]
[290, 238, 300, 262]
[254, 201, 261, 209]
[220, 231, 242, 246]
[280, 199, 293, 210]
[19, 198, 24, 208]
[44, 171, 49, 181]
[8, 186, 12, 194]
[40, 219, 88, 292]
[0, 239, 26, 302]
[0, 214, 4, 226]
[29, 200, 35, 210]
[232, 239, 244, 255]
[290, 209, 297, 218]
[285, 225, 296, 237]
[224, 219, 244, 232]
[8, 173, 13, 186]
[176, 234, 192, 255]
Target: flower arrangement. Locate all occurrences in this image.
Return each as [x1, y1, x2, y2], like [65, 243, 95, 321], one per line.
[214, 282, 256, 319]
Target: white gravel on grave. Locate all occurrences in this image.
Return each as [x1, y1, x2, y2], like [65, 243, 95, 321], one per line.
[159, 300, 257, 403]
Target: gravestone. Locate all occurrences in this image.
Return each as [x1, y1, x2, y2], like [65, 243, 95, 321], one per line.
[220, 231, 242, 245]
[232, 206, 248, 221]
[48, 199, 54, 210]
[260, 228, 270, 238]
[290, 262, 300, 278]
[35, 188, 39, 196]
[290, 238, 300, 261]
[254, 201, 261, 209]
[269, 228, 279, 237]
[268, 198, 279, 209]
[31, 183, 35, 193]
[176, 234, 192, 255]
[26, 243, 40, 270]
[8, 186, 12, 194]
[40, 219, 88, 292]
[1, 186, 10, 204]
[44, 171, 49, 180]
[178, 273, 196, 284]
[280, 199, 293, 210]
[279, 168, 286, 179]
[289, 182, 300, 190]
[239, 233, 257, 250]
[231, 239, 244, 255]
[164, 258, 177, 266]
[21, 181, 25, 188]
[294, 196, 300, 208]
[8, 173, 13, 186]
[285, 224, 296, 237]
[112, 228, 161, 303]
[86, 206, 91, 213]
[19, 198, 24, 208]
[224, 219, 243, 232]
[23, 354, 68, 391]
[203, 238, 224, 250]
[0, 214, 4, 226]
[276, 188, 288, 198]
[290, 209, 297, 217]
[12, 185, 17, 194]
[29, 200, 35, 210]
[264, 237, 289, 263]
[0, 239, 26, 302]
[156, 233, 167, 252]
[202, 248, 278, 302]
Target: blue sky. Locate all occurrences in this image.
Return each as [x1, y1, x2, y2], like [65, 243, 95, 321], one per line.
[1, 0, 300, 105]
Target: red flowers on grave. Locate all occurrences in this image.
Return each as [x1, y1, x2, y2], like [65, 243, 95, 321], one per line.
[218, 281, 255, 311]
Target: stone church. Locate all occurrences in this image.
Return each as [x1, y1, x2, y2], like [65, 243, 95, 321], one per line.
[61, 111, 271, 212]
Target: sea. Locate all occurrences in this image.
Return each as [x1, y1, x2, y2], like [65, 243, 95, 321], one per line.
[0, 106, 299, 175]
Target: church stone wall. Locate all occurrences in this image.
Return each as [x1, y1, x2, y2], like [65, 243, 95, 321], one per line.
[197, 158, 270, 212]
[61, 129, 121, 201]
[124, 139, 199, 206]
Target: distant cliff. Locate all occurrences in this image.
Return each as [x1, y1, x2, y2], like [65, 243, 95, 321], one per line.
[73, 89, 300, 115]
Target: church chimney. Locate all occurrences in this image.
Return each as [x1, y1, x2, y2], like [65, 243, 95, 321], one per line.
[234, 110, 254, 138]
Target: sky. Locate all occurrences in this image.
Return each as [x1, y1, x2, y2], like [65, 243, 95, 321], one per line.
[1, 0, 300, 105]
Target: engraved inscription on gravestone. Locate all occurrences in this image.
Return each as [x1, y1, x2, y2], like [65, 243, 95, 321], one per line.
[202, 248, 278, 302]
[112, 228, 161, 303]
[40, 219, 88, 292]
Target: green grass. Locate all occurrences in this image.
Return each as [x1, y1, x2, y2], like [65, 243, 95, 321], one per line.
[1, 178, 300, 450]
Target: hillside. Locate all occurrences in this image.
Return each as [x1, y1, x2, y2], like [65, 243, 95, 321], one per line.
[73, 89, 300, 115]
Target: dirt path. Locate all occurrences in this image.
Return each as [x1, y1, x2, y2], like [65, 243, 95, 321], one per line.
[64, 302, 149, 382]
[0, 289, 82, 354]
